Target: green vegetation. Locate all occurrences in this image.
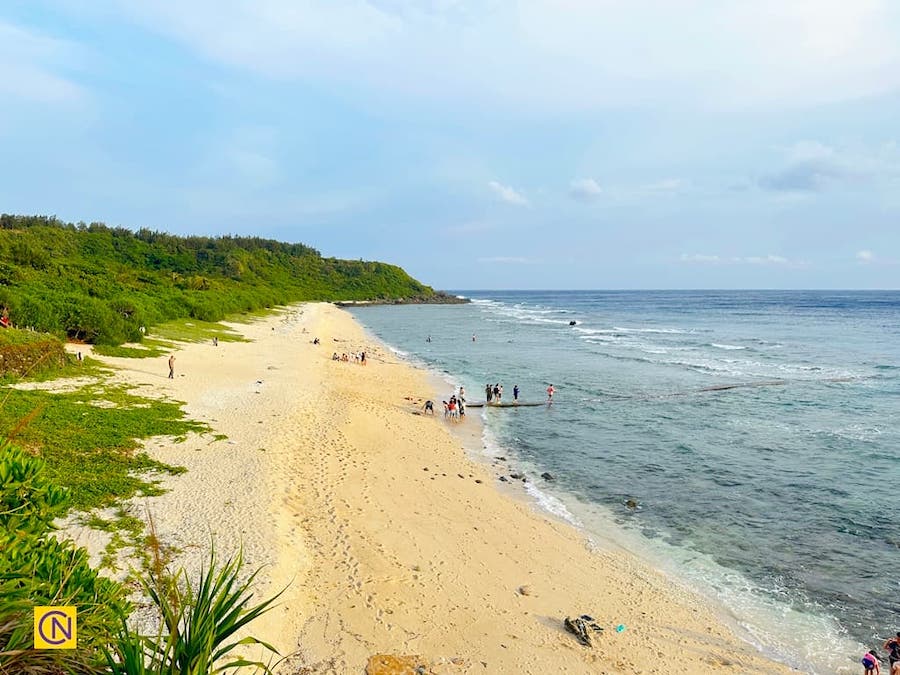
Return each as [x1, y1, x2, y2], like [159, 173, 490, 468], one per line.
[0, 439, 129, 673]
[107, 547, 281, 675]
[149, 318, 248, 345]
[92, 344, 166, 359]
[0, 438, 282, 674]
[0, 382, 203, 513]
[0, 327, 68, 378]
[0, 214, 440, 346]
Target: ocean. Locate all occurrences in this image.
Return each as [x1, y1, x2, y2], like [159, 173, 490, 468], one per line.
[349, 290, 900, 674]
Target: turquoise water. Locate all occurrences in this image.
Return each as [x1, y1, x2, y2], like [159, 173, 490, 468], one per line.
[350, 291, 900, 673]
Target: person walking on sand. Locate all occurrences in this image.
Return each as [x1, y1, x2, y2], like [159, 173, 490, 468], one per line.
[862, 649, 881, 675]
[513, 384, 519, 402]
[423, 400, 435, 415]
[168, 354, 175, 379]
[547, 384, 555, 401]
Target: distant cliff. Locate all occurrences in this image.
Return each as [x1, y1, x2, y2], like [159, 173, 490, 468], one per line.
[0, 214, 449, 345]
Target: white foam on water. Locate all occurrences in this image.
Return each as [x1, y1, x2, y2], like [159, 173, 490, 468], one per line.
[545, 497, 866, 675]
[612, 325, 689, 334]
[522, 481, 581, 527]
[711, 343, 747, 350]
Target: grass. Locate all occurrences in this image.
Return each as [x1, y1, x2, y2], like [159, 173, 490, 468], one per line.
[0, 326, 50, 346]
[0, 381, 205, 513]
[148, 318, 249, 345]
[0, 353, 110, 385]
[92, 343, 167, 359]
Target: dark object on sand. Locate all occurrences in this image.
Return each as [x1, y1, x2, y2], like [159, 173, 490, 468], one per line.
[564, 617, 592, 647]
[510, 473, 524, 480]
[541, 472, 555, 481]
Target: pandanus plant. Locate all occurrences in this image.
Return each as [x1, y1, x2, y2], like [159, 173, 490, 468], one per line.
[106, 546, 283, 675]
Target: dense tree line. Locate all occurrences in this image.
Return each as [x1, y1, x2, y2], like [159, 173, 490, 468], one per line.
[0, 214, 435, 344]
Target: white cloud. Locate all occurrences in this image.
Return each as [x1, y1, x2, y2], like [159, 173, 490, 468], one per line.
[681, 254, 805, 267]
[477, 256, 535, 264]
[644, 178, 686, 193]
[759, 140, 900, 193]
[856, 250, 875, 263]
[570, 178, 603, 201]
[103, 1, 900, 112]
[0, 21, 86, 103]
[680, 254, 723, 264]
[488, 180, 528, 206]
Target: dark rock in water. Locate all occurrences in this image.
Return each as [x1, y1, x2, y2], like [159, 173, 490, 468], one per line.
[510, 473, 524, 480]
[625, 498, 639, 509]
[564, 617, 592, 647]
[569, 320, 577, 326]
[541, 472, 555, 481]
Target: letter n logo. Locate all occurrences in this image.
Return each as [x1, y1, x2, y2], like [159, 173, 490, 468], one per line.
[34, 606, 77, 649]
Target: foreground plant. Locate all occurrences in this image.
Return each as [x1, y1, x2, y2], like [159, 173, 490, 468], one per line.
[0, 439, 128, 674]
[107, 546, 282, 674]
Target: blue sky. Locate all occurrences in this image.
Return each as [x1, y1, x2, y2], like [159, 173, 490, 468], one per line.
[1, 1, 899, 290]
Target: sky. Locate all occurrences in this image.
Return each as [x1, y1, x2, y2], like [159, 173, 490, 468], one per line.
[1, 1, 899, 290]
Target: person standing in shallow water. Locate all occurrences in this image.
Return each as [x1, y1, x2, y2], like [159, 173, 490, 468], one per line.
[168, 354, 175, 379]
[546, 384, 555, 401]
[485, 383, 492, 402]
[513, 384, 519, 402]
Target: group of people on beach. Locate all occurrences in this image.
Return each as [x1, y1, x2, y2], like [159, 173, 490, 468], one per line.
[422, 386, 467, 421]
[862, 633, 900, 674]
[332, 350, 366, 365]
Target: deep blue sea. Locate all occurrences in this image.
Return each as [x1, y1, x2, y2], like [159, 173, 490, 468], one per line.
[350, 290, 900, 674]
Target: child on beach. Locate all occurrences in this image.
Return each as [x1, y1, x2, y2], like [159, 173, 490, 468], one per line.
[863, 649, 881, 675]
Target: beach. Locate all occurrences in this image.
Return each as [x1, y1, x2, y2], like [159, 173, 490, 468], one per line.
[73, 303, 795, 674]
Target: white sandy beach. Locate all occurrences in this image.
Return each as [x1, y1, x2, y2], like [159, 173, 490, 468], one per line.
[70, 303, 796, 674]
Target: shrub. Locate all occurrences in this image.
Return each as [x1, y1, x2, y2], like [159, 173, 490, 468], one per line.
[0, 439, 129, 674]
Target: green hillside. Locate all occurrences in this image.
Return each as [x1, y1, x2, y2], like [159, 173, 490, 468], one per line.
[0, 214, 444, 345]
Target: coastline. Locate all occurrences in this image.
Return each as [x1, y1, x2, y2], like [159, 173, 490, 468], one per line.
[70, 303, 795, 673]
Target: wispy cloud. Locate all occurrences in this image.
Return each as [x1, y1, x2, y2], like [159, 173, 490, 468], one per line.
[477, 256, 536, 264]
[569, 177, 602, 201]
[0, 21, 86, 103]
[758, 140, 900, 193]
[488, 180, 528, 206]
[107, 1, 900, 112]
[856, 249, 875, 263]
[681, 254, 805, 267]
